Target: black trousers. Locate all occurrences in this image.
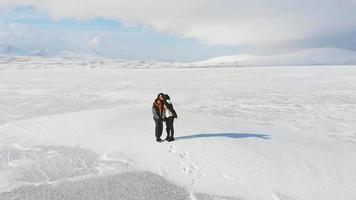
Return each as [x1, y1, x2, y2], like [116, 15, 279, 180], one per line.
[165, 117, 175, 139]
[155, 120, 163, 139]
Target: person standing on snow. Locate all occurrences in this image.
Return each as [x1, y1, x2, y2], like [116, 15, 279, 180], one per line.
[152, 93, 165, 142]
[163, 94, 177, 142]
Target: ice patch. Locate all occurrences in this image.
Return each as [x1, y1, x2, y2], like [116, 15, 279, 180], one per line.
[0, 171, 242, 200]
[0, 145, 132, 192]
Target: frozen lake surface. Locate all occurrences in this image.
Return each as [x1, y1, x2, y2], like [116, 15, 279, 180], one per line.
[0, 63, 356, 200]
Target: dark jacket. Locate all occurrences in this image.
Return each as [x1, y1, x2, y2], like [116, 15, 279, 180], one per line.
[163, 96, 177, 118]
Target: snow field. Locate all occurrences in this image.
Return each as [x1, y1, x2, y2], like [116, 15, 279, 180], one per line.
[0, 66, 355, 200]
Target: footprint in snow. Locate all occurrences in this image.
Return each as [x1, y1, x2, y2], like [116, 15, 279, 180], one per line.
[178, 161, 185, 166]
[179, 152, 189, 159]
[180, 163, 199, 175]
[182, 167, 189, 174]
[169, 145, 175, 153]
[178, 162, 189, 175]
[220, 174, 228, 179]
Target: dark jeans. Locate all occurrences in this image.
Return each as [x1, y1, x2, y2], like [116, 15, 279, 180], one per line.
[155, 120, 163, 139]
[165, 117, 175, 139]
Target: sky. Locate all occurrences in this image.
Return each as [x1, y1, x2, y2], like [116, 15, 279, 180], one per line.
[0, 0, 356, 61]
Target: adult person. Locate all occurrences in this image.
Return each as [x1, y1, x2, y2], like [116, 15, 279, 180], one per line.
[163, 94, 177, 142]
[152, 93, 165, 142]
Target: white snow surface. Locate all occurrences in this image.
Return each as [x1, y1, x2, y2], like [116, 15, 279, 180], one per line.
[0, 58, 356, 200]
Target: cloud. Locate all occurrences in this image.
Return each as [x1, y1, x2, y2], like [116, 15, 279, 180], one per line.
[86, 36, 100, 49]
[1, 0, 356, 46]
[0, 22, 31, 40]
[0, 21, 89, 56]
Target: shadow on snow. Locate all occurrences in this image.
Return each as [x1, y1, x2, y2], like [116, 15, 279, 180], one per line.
[176, 133, 270, 141]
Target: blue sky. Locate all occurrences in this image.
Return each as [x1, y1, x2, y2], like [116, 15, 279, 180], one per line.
[1, 1, 356, 61]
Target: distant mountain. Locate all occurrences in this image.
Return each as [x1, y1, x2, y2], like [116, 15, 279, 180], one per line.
[193, 48, 356, 67]
[0, 46, 105, 59]
[0, 45, 49, 57]
[29, 48, 48, 57]
[0, 45, 14, 54]
[0, 45, 27, 55]
[2, 47, 356, 67]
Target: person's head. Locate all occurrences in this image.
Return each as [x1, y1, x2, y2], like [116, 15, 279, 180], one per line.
[155, 98, 161, 104]
[164, 94, 170, 100]
[157, 93, 164, 100]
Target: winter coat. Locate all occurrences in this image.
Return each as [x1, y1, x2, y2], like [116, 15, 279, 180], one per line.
[164, 102, 173, 118]
[152, 98, 164, 121]
[163, 98, 177, 119]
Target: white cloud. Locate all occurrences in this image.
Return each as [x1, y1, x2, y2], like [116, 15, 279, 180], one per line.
[86, 36, 100, 49]
[0, 22, 31, 39]
[1, 0, 356, 45]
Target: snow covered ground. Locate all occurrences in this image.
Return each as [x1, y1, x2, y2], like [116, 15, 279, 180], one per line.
[0, 60, 356, 200]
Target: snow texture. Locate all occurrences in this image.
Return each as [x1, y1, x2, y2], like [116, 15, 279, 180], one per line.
[0, 58, 355, 200]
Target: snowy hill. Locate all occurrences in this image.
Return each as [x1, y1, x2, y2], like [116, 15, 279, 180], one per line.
[0, 45, 28, 55]
[193, 48, 356, 67]
[0, 55, 184, 69]
[1, 48, 356, 69]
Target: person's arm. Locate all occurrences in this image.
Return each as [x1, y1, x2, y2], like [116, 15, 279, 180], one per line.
[152, 106, 160, 120]
[166, 100, 177, 118]
[172, 105, 177, 118]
